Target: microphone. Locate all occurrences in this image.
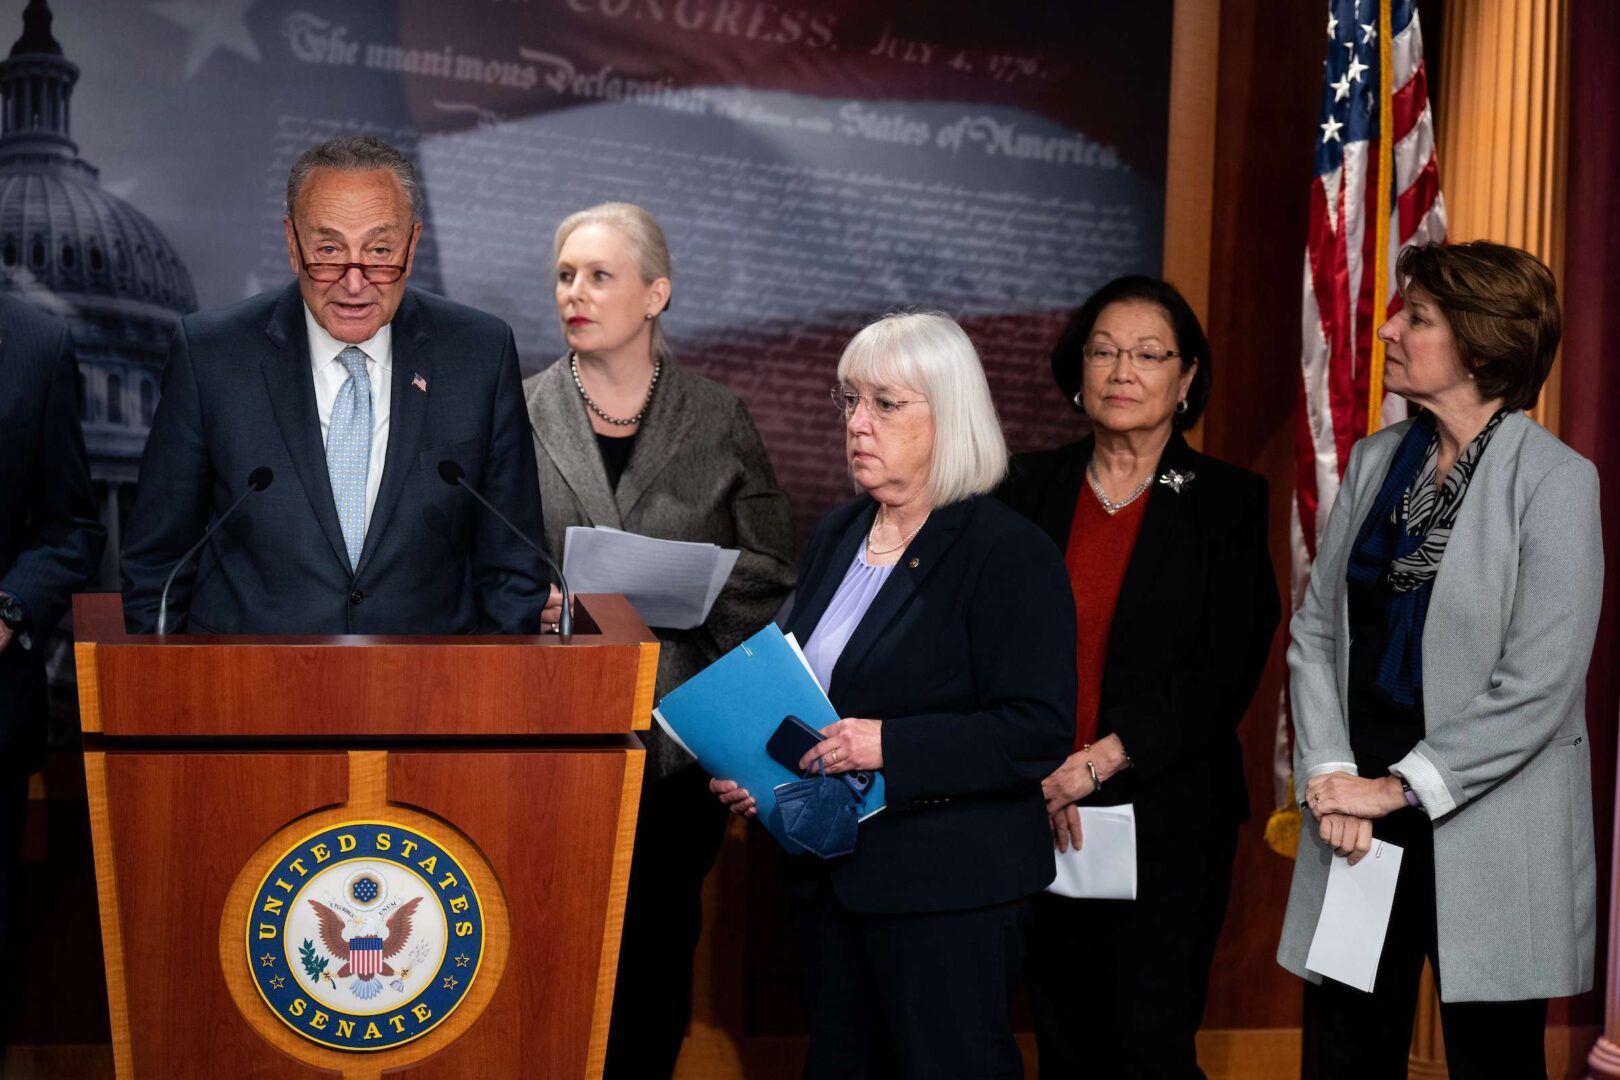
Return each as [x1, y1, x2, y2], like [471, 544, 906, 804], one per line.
[437, 460, 573, 637]
[156, 467, 274, 635]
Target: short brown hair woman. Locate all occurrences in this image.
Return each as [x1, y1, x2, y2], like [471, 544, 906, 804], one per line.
[1279, 241, 1604, 1077]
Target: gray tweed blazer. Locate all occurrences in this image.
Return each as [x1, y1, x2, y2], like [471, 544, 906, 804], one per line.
[525, 356, 796, 781]
[1277, 410, 1603, 1001]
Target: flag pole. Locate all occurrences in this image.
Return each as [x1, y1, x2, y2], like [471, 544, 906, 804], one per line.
[1367, 0, 1395, 435]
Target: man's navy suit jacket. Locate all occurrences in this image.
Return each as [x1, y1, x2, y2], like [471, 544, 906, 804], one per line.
[121, 283, 546, 635]
[0, 296, 104, 767]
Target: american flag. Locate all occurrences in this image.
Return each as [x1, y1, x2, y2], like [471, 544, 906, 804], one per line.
[1267, 0, 1447, 852]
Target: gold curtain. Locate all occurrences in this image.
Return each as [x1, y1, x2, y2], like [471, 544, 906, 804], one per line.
[1435, 0, 1570, 433]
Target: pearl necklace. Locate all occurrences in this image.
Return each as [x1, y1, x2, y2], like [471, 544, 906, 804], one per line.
[570, 352, 662, 427]
[1088, 461, 1153, 515]
[867, 506, 929, 555]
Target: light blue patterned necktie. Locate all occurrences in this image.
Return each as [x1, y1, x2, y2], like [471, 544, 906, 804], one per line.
[326, 346, 373, 571]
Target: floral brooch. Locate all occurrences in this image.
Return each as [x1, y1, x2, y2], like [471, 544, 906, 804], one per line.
[1157, 469, 1196, 494]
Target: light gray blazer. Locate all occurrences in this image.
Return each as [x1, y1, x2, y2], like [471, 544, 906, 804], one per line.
[525, 356, 796, 781]
[1277, 410, 1603, 1002]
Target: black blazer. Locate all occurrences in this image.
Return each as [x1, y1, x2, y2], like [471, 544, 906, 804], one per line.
[996, 434, 1279, 837]
[0, 296, 105, 767]
[121, 283, 546, 635]
[783, 495, 1076, 914]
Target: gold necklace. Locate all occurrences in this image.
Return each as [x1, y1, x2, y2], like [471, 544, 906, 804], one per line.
[866, 506, 929, 555]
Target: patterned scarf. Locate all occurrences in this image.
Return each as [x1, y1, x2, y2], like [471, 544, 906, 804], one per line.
[1346, 408, 1510, 704]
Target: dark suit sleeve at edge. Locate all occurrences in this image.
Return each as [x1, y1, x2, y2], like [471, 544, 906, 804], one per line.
[1103, 474, 1280, 782]
[0, 325, 105, 635]
[471, 328, 548, 633]
[880, 526, 1077, 804]
[119, 319, 210, 633]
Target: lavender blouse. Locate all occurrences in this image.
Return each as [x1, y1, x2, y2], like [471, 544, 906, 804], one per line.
[800, 545, 896, 691]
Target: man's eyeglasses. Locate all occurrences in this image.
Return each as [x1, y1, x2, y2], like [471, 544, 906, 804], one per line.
[830, 386, 927, 420]
[291, 221, 416, 284]
[1082, 344, 1181, 369]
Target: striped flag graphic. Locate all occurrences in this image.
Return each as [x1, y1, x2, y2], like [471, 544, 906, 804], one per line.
[350, 935, 384, 977]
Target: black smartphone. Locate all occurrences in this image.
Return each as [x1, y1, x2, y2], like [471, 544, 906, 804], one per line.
[765, 714, 872, 794]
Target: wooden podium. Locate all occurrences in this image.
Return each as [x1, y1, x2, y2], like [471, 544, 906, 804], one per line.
[71, 593, 657, 1080]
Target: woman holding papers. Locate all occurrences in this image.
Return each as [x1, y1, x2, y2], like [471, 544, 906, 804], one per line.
[1278, 242, 1602, 1078]
[711, 312, 1077, 1079]
[997, 275, 1280, 1079]
[524, 201, 796, 1079]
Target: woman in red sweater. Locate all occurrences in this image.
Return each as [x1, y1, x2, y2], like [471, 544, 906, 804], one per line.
[997, 276, 1280, 1079]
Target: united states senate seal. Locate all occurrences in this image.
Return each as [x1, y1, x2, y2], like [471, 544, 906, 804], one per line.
[246, 821, 485, 1052]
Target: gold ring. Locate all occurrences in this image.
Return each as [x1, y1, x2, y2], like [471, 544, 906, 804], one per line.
[830, 749, 839, 765]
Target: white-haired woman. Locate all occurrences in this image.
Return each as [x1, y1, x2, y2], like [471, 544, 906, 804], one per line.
[710, 313, 1077, 1078]
[524, 202, 796, 1079]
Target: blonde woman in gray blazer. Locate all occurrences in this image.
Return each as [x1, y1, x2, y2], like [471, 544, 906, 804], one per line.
[1277, 242, 1603, 1078]
[525, 202, 795, 1079]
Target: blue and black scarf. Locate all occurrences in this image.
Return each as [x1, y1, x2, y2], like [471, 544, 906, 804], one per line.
[1345, 408, 1510, 705]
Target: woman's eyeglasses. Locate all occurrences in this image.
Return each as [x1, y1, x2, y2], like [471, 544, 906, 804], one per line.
[829, 386, 927, 420]
[1082, 345, 1181, 369]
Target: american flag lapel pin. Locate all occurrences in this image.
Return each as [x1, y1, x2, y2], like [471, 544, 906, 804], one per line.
[411, 372, 428, 393]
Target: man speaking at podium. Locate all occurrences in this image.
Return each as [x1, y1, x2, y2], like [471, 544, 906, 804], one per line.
[122, 136, 546, 635]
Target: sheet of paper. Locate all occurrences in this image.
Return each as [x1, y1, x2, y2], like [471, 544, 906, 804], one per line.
[1045, 805, 1137, 900]
[1306, 840, 1405, 992]
[563, 525, 740, 629]
[704, 548, 741, 613]
[783, 632, 822, 690]
[652, 708, 694, 757]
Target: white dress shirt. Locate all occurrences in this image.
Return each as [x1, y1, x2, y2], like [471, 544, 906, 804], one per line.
[305, 306, 392, 531]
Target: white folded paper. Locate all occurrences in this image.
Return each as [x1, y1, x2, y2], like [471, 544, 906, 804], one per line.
[563, 526, 741, 629]
[1306, 839, 1405, 992]
[1045, 804, 1137, 900]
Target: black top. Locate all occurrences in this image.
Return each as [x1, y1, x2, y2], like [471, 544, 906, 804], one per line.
[1346, 577, 1425, 776]
[1347, 577, 1430, 842]
[594, 430, 637, 490]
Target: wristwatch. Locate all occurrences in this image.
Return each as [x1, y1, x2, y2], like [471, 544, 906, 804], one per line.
[1397, 775, 1421, 809]
[0, 593, 24, 632]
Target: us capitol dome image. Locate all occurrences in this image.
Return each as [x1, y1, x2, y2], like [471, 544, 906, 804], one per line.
[0, 0, 196, 591]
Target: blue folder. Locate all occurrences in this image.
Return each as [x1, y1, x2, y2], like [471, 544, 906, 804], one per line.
[653, 624, 886, 850]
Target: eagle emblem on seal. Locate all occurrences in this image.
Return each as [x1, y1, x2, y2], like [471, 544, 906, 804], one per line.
[307, 895, 424, 1001]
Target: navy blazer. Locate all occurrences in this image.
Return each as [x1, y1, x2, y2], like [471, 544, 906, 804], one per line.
[784, 495, 1076, 914]
[121, 283, 546, 635]
[0, 296, 105, 767]
[997, 433, 1280, 836]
